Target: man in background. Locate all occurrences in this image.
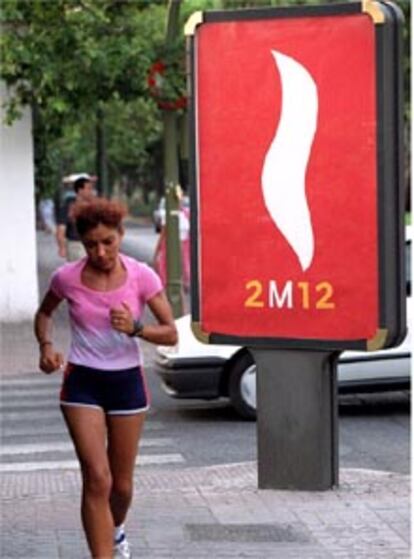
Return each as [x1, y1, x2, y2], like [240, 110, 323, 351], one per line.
[56, 174, 96, 261]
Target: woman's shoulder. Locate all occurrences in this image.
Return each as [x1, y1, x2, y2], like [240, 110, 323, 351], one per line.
[49, 258, 85, 296]
[52, 258, 84, 281]
[121, 254, 153, 276]
[121, 254, 162, 300]
[121, 254, 161, 288]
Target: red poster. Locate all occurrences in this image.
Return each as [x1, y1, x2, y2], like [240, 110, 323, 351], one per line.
[189, 5, 404, 348]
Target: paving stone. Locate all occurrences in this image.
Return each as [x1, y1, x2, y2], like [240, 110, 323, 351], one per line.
[0, 462, 410, 558]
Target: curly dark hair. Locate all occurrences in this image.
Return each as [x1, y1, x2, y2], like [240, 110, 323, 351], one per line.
[72, 198, 128, 237]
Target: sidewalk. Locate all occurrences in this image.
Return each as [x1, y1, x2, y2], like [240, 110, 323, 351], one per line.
[1, 461, 410, 559]
[0, 231, 411, 558]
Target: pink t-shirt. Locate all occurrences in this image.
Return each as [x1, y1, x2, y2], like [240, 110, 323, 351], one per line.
[49, 254, 162, 370]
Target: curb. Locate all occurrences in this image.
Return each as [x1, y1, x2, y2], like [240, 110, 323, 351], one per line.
[1, 461, 409, 499]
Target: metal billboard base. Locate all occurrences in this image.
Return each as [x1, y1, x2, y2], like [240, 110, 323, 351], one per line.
[250, 349, 340, 491]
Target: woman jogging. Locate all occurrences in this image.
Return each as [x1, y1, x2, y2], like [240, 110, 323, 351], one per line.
[34, 198, 177, 559]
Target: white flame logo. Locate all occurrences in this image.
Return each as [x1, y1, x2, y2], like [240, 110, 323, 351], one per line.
[261, 51, 318, 271]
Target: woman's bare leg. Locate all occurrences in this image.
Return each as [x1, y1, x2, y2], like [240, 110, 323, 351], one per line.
[61, 406, 113, 558]
[106, 413, 146, 527]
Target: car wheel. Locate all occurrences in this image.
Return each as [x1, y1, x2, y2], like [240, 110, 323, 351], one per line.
[228, 352, 257, 420]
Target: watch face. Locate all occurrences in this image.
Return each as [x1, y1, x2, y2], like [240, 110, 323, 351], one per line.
[134, 321, 143, 334]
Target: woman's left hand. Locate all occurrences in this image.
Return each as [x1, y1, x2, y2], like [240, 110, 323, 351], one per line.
[110, 301, 134, 335]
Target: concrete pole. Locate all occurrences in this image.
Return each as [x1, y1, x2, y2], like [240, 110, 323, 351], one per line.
[250, 348, 340, 490]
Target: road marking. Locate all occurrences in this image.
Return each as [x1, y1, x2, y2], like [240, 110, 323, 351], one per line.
[1, 410, 61, 421]
[0, 378, 61, 388]
[0, 454, 185, 472]
[0, 379, 176, 470]
[0, 441, 74, 455]
[1, 421, 163, 439]
[2, 424, 68, 437]
[140, 437, 175, 447]
[1, 387, 60, 398]
[0, 400, 57, 411]
[0, 438, 175, 456]
[137, 453, 185, 465]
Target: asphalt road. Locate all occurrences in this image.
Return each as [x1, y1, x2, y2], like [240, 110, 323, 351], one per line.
[121, 219, 158, 264]
[13, 226, 408, 478]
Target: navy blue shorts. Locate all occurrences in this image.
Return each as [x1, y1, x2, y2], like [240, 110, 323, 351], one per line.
[60, 364, 149, 415]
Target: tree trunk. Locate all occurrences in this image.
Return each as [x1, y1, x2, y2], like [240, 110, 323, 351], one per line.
[96, 105, 109, 197]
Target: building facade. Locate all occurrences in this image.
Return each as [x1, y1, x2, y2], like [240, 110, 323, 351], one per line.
[0, 83, 38, 322]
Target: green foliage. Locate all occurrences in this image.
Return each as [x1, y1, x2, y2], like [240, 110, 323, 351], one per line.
[0, 0, 166, 116]
[0, 0, 168, 195]
[0, 0, 411, 201]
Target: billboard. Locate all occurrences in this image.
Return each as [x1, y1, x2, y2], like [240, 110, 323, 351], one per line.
[186, 1, 405, 350]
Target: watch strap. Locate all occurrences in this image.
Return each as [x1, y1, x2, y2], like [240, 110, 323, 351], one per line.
[129, 319, 144, 337]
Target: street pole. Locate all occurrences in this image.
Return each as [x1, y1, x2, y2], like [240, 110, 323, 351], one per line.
[251, 348, 339, 490]
[163, 0, 183, 317]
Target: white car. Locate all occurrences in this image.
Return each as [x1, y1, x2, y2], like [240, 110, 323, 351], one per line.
[155, 304, 411, 420]
[156, 230, 412, 419]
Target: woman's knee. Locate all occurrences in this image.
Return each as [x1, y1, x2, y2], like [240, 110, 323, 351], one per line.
[111, 477, 133, 503]
[82, 464, 112, 498]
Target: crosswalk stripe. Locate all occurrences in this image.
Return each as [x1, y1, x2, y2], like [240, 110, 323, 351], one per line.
[137, 454, 185, 466]
[0, 441, 74, 455]
[0, 454, 185, 472]
[1, 400, 57, 411]
[2, 424, 67, 437]
[1, 387, 60, 397]
[0, 378, 61, 388]
[2, 420, 163, 438]
[0, 438, 175, 456]
[2, 409, 62, 421]
[0, 373, 182, 471]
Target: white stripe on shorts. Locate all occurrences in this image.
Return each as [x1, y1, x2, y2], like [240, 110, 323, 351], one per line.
[60, 401, 103, 411]
[107, 405, 150, 416]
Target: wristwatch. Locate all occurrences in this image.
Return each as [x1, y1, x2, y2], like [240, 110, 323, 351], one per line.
[129, 320, 144, 337]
